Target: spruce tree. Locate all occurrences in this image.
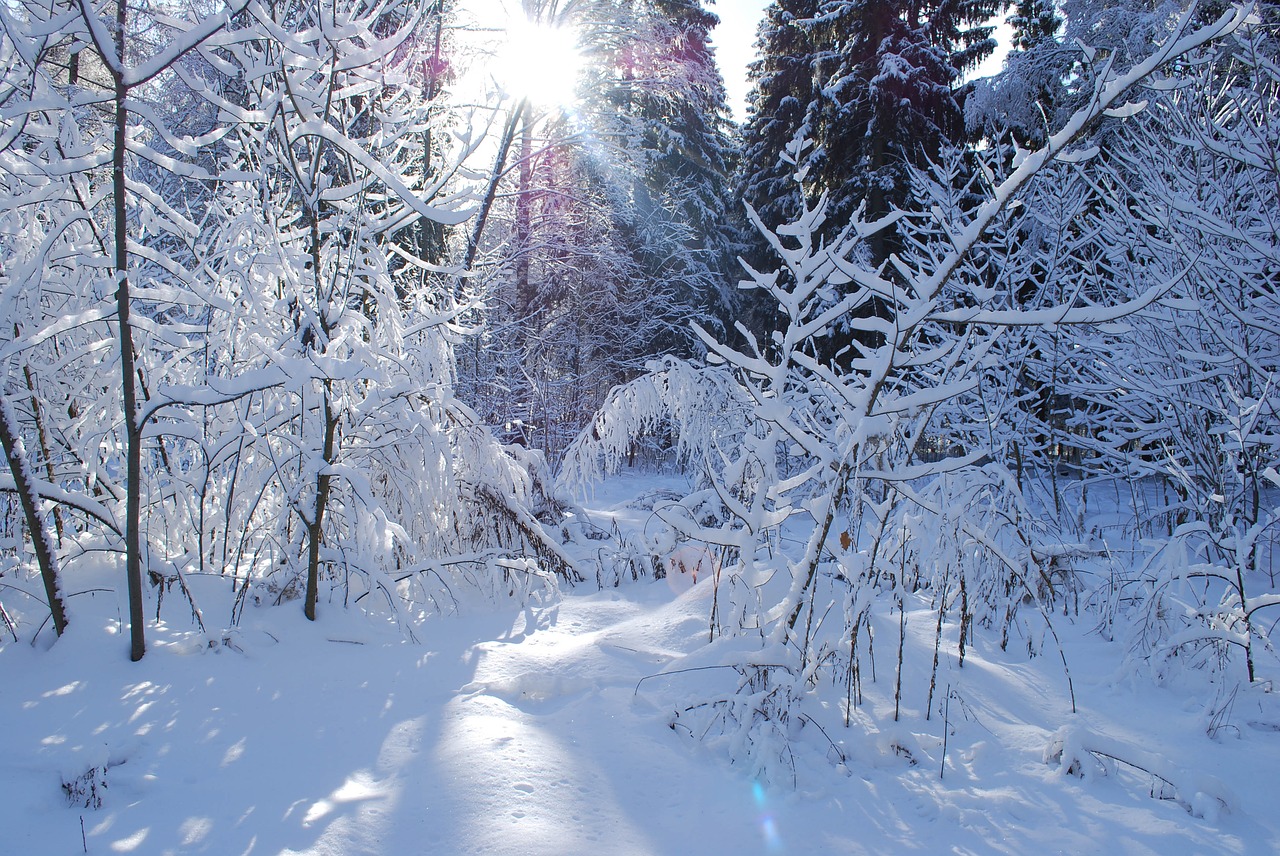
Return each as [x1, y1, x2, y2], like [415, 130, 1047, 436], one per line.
[818, 0, 999, 259]
[738, 0, 1000, 268]
[617, 0, 740, 324]
[1009, 0, 1062, 50]
[736, 0, 821, 269]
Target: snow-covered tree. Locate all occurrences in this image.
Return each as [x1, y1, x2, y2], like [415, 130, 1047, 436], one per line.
[735, 0, 820, 260]
[564, 3, 1252, 779]
[186, 0, 593, 626]
[738, 0, 1000, 268]
[1008, 16, 1280, 682]
[0, 0, 258, 657]
[0, 0, 593, 652]
[459, 0, 737, 462]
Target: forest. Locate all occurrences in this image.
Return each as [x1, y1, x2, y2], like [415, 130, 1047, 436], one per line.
[1, 0, 1279, 851]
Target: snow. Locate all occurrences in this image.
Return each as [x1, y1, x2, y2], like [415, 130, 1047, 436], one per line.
[2, 470, 1279, 855]
[2, 1, 1272, 850]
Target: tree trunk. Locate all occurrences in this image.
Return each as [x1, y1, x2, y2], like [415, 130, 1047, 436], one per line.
[464, 103, 524, 272]
[15, 330, 65, 544]
[514, 104, 535, 323]
[113, 2, 147, 662]
[303, 208, 337, 622]
[304, 389, 338, 621]
[0, 395, 67, 636]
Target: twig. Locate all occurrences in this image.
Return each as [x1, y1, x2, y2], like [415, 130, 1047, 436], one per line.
[634, 663, 742, 696]
[798, 712, 846, 764]
[940, 684, 950, 780]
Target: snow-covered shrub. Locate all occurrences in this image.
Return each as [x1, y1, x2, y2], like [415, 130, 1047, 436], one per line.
[670, 660, 812, 787]
[59, 747, 110, 811]
[60, 765, 107, 810]
[564, 5, 1251, 781]
[566, 178, 1061, 776]
[583, 517, 655, 589]
[1135, 496, 1280, 685]
[995, 20, 1280, 687]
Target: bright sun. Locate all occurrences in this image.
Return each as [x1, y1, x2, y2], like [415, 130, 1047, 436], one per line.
[493, 18, 583, 109]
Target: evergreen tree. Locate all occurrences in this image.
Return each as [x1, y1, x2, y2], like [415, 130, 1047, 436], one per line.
[967, 0, 1064, 145]
[736, 0, 821, 269]
[738, 0, 1000, 267]
[604, 0, 740, 322]
[1009, 0, 1062, 50]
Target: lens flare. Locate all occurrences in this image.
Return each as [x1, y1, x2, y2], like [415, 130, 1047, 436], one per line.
[753, 780, 783, 851]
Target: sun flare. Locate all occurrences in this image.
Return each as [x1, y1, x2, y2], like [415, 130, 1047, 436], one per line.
[493, 18, 584, 108]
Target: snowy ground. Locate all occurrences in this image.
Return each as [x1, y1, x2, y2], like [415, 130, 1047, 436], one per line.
[2, 472, 1279, 855]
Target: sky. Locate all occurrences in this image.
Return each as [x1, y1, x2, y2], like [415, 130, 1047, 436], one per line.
[707, 0, 771, 123]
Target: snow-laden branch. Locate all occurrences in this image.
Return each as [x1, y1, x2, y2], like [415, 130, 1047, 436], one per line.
[290, 120, 473, 227]
[558, 358, 751, 495]
[924, 279, 1179, 327]
[1044, 725, 1236, 820]
[126, 5, 251, 87]
[0, 305, 116, 364]
[847, 2, 1253, 315]
[0, 474, 121, 535]
[140, 368, 291, 427]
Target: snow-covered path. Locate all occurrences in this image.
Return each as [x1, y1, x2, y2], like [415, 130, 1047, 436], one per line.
[281, 580, 876, 855]
[2, 577, 869, 855]
[429, 587, 753, 855]
[289, 584, 742, 855]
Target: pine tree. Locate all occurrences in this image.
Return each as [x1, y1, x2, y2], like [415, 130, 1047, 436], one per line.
[607, 0, 740, 321]
[738, 0, 1000, 268]
[1009, 0, 1061, 50]
[736, 0, 822, 266]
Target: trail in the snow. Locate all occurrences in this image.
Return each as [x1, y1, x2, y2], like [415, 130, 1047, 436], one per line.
[241, 578, 831, 856]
